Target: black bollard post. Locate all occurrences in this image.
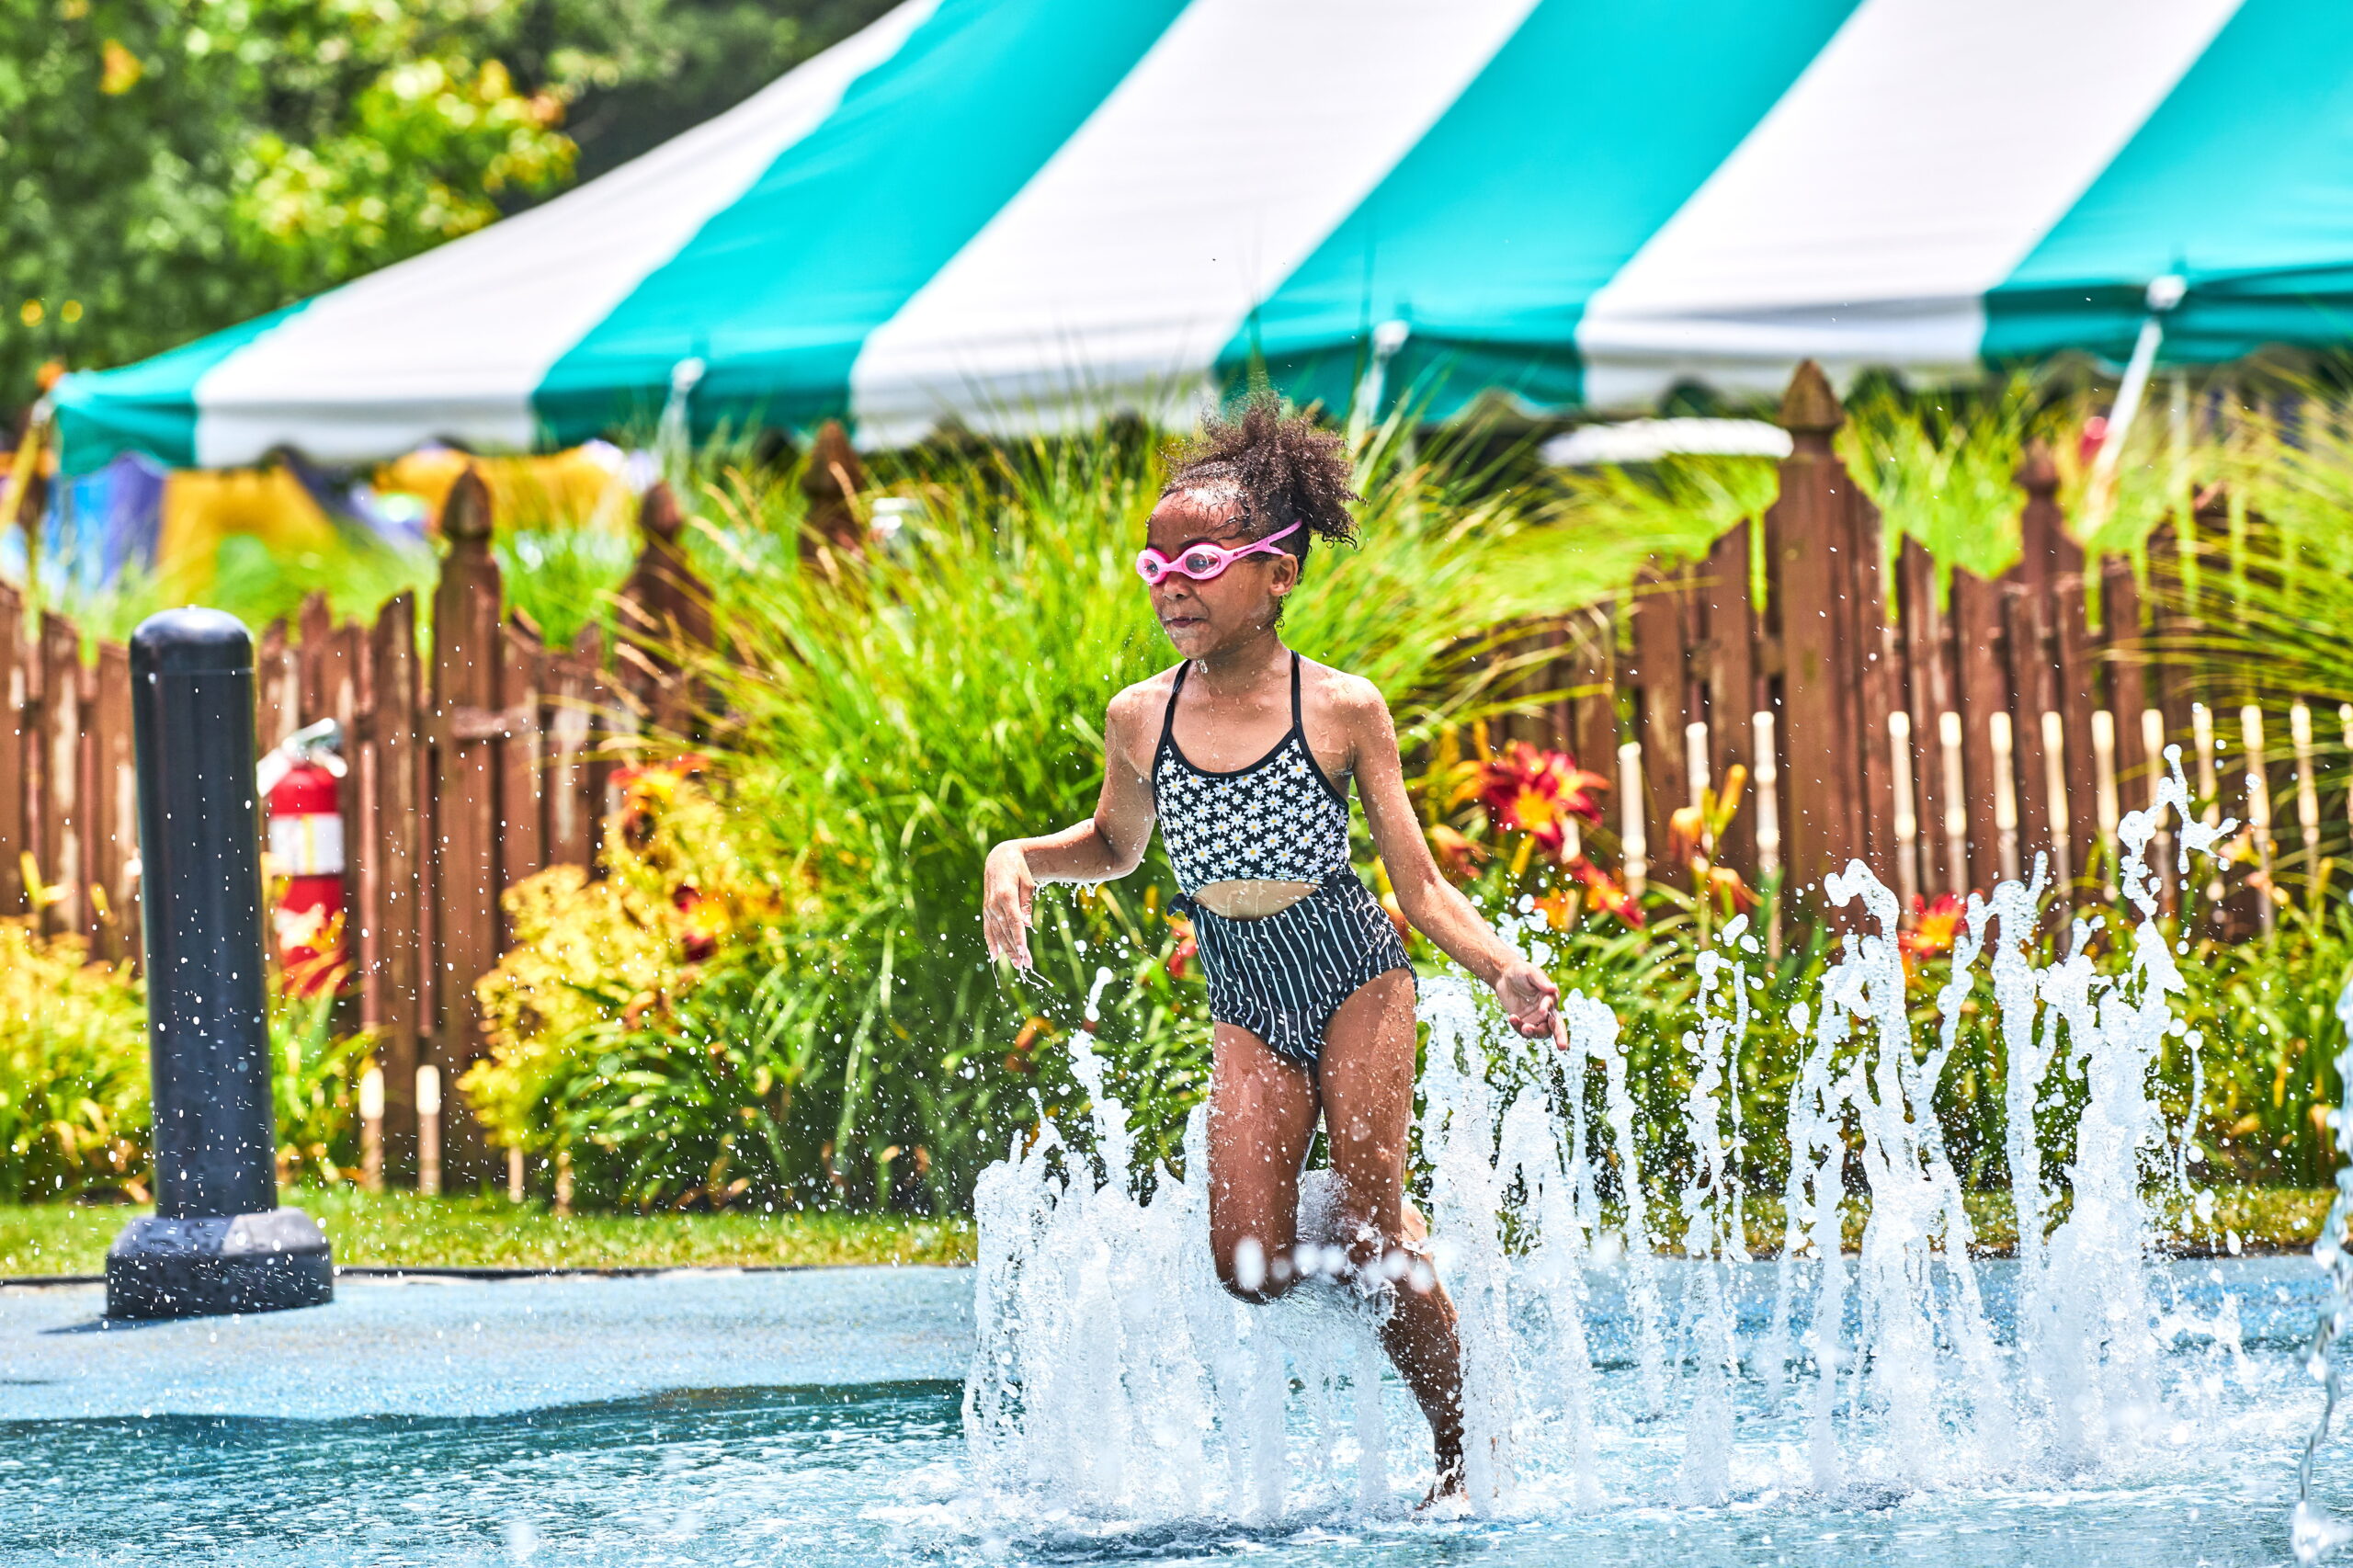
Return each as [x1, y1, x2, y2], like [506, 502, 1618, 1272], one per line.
[106, 609, 333, 1320]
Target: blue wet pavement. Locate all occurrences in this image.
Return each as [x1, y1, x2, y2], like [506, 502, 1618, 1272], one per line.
[0, 1266, 973, 1420]
[0, 1257, 2333, 1567]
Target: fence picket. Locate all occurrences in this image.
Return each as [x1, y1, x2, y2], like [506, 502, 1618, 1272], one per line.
[497, 619, 547, 924]
[1627, 564, 1690, 876]
[0, 585, 22, 914]
[2241, 705, 2276, 935]
[256, 620, 298, 751]
[544, 631, 600, 869]
[298, 593, 335, 720]
[38, 615, 81, 936]
[1766, 361, 1862, 902]
[364, 592, 423, 1177]
[1889, 708, 1919, 906]
[91, 643, 133, 961]
[1949, 569, 2007, 891]
[1699, 525, 1758, 876]
[1938, 710, 1969, 894]
[1565, 605, 1620, 783]
[1895, 538, 1952, 896]
[1849, 505, 1900, 878]
[429, 469, 504, 1184]
[2002, 587, 2059, 887]
[2100, 556, 2152, 805]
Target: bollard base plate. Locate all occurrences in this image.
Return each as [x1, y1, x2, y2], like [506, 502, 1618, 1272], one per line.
[105, 1209, 334, 1321]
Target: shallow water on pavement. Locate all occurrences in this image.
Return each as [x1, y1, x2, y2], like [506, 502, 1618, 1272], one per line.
[0, 1258, 2328, 1567]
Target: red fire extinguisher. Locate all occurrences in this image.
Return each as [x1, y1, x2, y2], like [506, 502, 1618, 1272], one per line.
[258, 718, 347, 994]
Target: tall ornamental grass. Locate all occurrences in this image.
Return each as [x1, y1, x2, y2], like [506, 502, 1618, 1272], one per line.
[465, 422, 1620, 1212]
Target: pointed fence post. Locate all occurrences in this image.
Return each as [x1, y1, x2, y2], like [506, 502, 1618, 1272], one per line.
[362, 591, 423, 1180]
[617, 482, 718, 737]
[0, 584, 24, 914]
[429, 469, 502, 1187]
[801, 418, 869, 560]
[1763, 360, 1883, 906]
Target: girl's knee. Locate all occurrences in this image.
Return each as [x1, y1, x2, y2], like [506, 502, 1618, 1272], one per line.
[1214, 1233, 1294, 1303]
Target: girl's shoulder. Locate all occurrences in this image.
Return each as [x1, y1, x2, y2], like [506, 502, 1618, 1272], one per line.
[1296, 655, 1386, 722]
[1105, 664, 1183, 733]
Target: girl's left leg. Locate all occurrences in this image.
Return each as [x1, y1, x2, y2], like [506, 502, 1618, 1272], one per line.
[1316, 969, 1466, 1493]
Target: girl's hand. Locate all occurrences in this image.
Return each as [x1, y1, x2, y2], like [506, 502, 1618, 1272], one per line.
[983, 843, 1038, 968]
[1494, 960, 1567, 1050]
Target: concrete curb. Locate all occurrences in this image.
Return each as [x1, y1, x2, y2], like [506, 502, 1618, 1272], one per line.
[1, 1261, 972, 1289]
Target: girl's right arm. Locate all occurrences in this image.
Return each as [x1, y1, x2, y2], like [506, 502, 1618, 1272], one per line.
[982, 684, 1159, 968]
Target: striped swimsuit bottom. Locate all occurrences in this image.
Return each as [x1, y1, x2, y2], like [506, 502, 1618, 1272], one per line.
[1178, 870, 1412, 1069]
[1153, 654, 1411, 1069]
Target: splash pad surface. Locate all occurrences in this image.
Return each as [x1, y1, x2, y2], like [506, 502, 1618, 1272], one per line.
[0, 1259, 2320, 1565]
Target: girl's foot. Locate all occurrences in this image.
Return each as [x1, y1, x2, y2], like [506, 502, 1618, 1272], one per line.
[1416, 1456, 1467, 1511]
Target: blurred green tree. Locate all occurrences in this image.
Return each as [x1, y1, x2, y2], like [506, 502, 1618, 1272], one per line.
[2, 0, 892, 424]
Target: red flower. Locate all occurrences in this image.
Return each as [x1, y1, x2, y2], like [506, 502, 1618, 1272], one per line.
[1569, 856, 1644, 928]
[673, 884, 720, 961]
[1165, 916, 1198, 983]
[1705, 865, 1760, 915]
[1898, 892, 1965, 959]
[1476, 742, 1607, 858]
[1427, 824, 1483, 883]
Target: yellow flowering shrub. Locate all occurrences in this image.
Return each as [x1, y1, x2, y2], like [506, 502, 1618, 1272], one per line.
[463, 758, 787, 1153]
[0, 917, 149, 1202]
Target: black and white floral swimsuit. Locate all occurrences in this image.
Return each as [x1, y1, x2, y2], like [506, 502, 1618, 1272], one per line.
[1152, 653, 1412, 1067]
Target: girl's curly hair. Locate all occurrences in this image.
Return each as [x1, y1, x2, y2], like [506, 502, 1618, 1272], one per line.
[1160, 392, 1360, 561]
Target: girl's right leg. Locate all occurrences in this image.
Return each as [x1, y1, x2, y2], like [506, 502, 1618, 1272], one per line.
[1316, 970, 1467, 1494]
[1206, 1024, 1322, 1301]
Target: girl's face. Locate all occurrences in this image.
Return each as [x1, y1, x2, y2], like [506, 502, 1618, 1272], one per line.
[1143, 488, 1301, 661]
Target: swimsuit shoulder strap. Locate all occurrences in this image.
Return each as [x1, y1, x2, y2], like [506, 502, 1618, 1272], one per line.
[1288, 652, 1303, 733]
[1159, 661, 1189, 751]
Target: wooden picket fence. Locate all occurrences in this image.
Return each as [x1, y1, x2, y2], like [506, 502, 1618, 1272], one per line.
[1504, 361, 2307, 934]
[0, 469, 714, 1187]
[0, 365, 2325, 1187]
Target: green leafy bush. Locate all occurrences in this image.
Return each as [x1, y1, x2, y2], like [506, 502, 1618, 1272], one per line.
[0, 918, 148, 1203]
[0, 911, 381, 1203]
[271, 983, 378, 1187]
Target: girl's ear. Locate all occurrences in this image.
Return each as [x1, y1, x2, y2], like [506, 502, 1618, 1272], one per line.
[1268, 552, 1302, 597]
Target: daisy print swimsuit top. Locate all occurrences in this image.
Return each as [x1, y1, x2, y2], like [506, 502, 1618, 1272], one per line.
[1152, 654, 1353, 898]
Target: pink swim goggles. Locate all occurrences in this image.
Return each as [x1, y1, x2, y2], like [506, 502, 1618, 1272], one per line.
[1135, 522, 1301, 585]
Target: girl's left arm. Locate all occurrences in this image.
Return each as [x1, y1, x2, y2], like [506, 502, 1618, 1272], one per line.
[1347, 682, 1566, 1046]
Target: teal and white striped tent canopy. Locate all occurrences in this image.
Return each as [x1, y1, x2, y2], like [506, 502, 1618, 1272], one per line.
[53, 0, 2353, 474]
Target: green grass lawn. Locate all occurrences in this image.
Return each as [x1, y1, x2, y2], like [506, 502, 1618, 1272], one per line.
[0, 1188, 975, 1278]
[1736, 1187, 2332, 1259]
[0, 1187, 2329, 1279]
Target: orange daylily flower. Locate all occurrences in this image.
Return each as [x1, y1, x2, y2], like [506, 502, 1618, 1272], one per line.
[1426, 823, 1484, 882]
[1569, 855, 1643, 928]
[1669, 805, 1709, 863]
[1477, 742, 1606, 858]
[1705, 865, 1760, 915]
[1898, 892, 1966, 959]
[1165, 915, 1198, 983]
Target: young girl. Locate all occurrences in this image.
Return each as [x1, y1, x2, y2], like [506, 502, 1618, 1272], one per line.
[981, 398, 1564, 1498]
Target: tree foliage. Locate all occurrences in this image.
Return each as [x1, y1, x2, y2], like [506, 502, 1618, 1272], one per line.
[4, 0, 895, 415]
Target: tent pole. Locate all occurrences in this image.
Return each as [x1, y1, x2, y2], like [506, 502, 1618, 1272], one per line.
[3, 396, 52, 605]
[2084, 275, 2185, 530]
